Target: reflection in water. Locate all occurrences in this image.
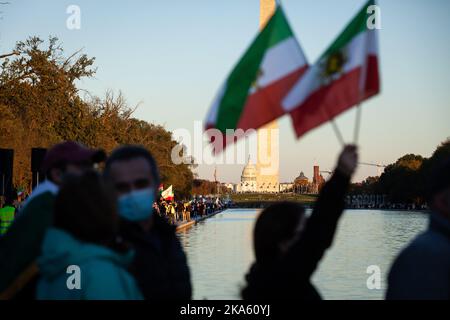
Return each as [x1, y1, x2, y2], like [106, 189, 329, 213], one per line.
[178, 209, 428, 300]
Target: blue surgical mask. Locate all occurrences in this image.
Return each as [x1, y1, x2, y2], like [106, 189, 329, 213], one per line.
[118, 188, 155, 222]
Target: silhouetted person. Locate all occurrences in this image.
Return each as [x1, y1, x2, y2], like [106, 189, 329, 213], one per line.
[199, 201, 205, 217]
[242, 145, 358, 300]
[37, 171, 142, 300]
[386, 157, 450, 300]
[104, 146, 192, 300]
[0, 141, 105, 299]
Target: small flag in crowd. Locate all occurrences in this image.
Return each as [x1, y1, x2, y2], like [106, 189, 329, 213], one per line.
[161, 185, 174, 201]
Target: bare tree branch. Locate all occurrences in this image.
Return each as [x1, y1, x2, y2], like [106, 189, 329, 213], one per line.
[0, 51, 19, 59]
[62, 47, 84, 68]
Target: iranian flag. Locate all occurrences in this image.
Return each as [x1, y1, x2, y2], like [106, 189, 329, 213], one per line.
[205, 6, 308, 149]
[283, 0, 380, 138]
[161, 185, 174, 201]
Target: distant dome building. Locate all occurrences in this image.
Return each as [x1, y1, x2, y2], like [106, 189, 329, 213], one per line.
[294, 171, 310, 194]
[239, 156, 258, 193]
[294, 172, 309, 185]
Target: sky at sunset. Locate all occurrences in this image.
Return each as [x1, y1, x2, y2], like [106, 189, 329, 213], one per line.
[1, 0, 449, 183]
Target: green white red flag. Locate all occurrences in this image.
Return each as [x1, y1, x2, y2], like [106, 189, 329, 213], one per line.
[161, 185, 174, 201]
[283, 0, 380, 138]
[205, 6, 308, 150]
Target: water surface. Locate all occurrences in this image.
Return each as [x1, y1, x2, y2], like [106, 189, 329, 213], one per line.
[178, 209, 428, 300]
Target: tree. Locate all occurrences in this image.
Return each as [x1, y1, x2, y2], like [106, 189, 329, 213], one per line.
[350, 176, 379, 195]
[0, 36, 194, 196]
[349, 139, 450, 206]
[377, 154, 424, 204]
[417, 138, 450, 198]
[0, 36, 96, 188]
[192, 179, 228, 196]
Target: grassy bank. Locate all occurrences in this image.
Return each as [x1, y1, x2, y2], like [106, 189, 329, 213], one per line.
[230, 193, 318, 206]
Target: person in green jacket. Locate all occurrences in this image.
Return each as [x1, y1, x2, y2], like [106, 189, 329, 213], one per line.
[0, 193, 16, 236]
[37, 171, 142, 300]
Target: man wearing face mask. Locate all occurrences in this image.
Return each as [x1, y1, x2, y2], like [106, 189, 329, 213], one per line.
[104, 145, 192, 300]
[386, 157, 450, 300]
[0, 141, 106, 299]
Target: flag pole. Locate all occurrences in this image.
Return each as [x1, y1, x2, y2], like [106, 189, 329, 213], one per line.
[353, 103, 362, 144]
[319, 105, 345, 147]
[330, 118, 345, 147]
[354, 29, 368, 145]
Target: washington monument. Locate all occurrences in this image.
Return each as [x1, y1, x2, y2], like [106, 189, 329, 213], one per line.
[256, 0, 280, 193]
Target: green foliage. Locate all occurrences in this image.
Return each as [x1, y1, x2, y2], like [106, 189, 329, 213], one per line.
[349, 176, 379, 194]
[378, 160, 423, 203]
[420, 139, 450, 179]
[0, 36, 193, 195]
[192, 179, 228, 196]
[350, 139, 450, 204]
[231, 193, 317, 205]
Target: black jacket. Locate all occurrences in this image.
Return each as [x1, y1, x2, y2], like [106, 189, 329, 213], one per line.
[242, 170, 350, 300]
[120, 214, 192, 300]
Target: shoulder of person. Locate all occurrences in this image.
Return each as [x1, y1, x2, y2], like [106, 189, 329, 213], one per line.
[387, 230, 450, 300]
[81, 259, 140, 300]
[394, 231, 450, 272]
[152, 213, 175, 231]
[23, 191, 55, 211]
[18, 192, 56, 226]
[0, 191, 55, 248]
[408, 229, 450, 258]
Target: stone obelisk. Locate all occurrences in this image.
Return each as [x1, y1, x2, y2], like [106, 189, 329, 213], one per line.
[256, 0, 279, 193]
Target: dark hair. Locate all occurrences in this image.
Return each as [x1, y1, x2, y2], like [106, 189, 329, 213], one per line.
[54, 171, 119, 246]
[253, 202, 305, 265]
[104, 145, 160, 188]
[426, 157, 450, 203]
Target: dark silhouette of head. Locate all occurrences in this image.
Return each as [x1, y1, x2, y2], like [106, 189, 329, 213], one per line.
[427, 157, 450, 219]
[54, 170, 118, 246]
[253, 202, 306, 265]
[43, 141, 105, 185]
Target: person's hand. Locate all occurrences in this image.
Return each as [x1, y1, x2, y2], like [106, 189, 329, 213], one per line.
[336, 145, 358, 177]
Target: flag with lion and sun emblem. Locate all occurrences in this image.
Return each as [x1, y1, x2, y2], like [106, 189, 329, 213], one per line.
[283, 0, 380, 138]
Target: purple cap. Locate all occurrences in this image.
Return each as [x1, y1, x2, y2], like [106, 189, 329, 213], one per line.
[42, 141, 106, 172]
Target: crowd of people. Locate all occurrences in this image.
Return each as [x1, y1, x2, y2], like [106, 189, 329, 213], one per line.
[0, 141, 448, 300]
[154, 197, 228, 225]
